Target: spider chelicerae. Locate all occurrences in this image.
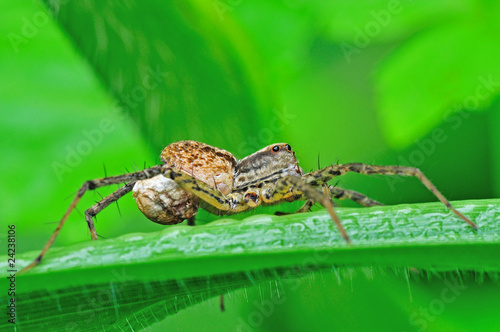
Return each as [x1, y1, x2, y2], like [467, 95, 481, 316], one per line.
[21, 140, 477, 273]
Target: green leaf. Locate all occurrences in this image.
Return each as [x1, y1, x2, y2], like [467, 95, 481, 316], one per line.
[42, 0, 271, 152]
[492, 101, 500, 196]
[376, 20, 500, 148]
[324, 0, 471, 42]
[0, 0, 165, 252]
[3, 199, 499, 330]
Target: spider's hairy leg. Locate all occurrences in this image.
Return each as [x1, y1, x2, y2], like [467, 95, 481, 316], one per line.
[294, 199, 315, 213]
[282, 185, 335, 215]
[187, 216, 196, 226]
[329, 186, 383, 207]
[270, 176, 351, 243]
[273, 199, 316, 216]
[304, 163, 477, 229]
[168, 170, 247, 213]
[19, 165, 163, 274]
[286, 185, 382, 216]
[85, 182, 137, 240]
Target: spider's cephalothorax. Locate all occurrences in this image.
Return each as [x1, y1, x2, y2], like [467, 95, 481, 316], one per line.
[234, 143, 302, 188]
[197, 143, 304, 214]
[21, 140, 478, 273]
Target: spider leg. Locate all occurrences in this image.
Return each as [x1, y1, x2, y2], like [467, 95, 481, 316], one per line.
[273, 200, 315, 216]
[20, 165, 163, 274]
[187, 216, 196, 226]
[169, 169, 277, 216]
[220, 294, 225, 311]
[279, 184, 382, 216]
[296, 199, 315, 213]
[329, 186, 383, 207]
[270, 176, 350, 243]
[303, 163, 477, 229]
[277, 184, 336, 215]
[168, 170, 247, 213]
[85, 182, 136, 240]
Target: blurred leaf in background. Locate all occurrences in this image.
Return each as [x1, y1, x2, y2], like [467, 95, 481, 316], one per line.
[45, 0, 272, 150]
[2, 0, 500, 331]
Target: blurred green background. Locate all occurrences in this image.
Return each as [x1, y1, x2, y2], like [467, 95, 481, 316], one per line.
[2, 0, 500, 331]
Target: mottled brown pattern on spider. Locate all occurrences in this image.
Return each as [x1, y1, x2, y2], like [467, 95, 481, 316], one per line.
[161, 140, 237, 193]
[133, 141, 237, 225]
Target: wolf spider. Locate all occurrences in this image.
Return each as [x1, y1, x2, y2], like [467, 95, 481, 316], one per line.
[21, 140, 477, 273]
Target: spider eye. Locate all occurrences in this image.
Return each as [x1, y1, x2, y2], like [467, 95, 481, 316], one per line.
[272, 145, 280, 152]
[285, 144, 292, 151]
